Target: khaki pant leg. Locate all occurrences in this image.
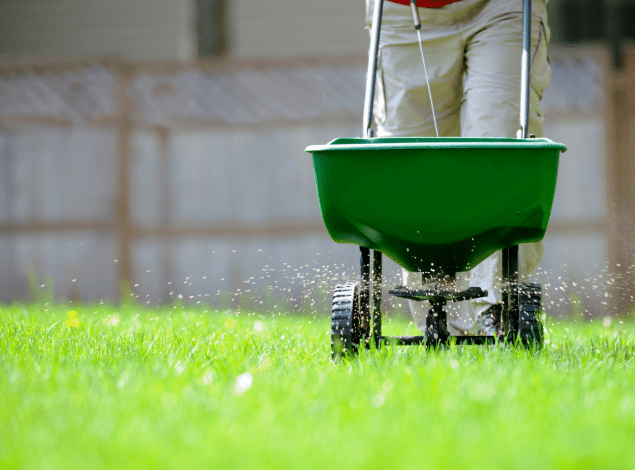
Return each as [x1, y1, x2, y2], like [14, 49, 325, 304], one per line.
[460, 0, 551, 138]
[366, 0, 464, 137]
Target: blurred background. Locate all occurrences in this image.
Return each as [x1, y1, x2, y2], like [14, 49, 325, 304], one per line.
[0, 0, 634, 318]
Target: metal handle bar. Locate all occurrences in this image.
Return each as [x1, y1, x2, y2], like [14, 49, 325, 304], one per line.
[519, 0, 532, 139]
[363, 0, 384, 139]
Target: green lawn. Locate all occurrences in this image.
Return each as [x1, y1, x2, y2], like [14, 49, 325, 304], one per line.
[1, 303, 634, 469]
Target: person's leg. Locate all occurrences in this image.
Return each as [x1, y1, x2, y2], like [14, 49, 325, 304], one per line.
[460, 0, 551, 138]
[458, 0, 551, 326]
[366, 0, 464, 138]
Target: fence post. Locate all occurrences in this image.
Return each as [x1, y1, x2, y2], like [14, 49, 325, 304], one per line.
[607, 44, 635, 315]
[115, 63, 134, 303]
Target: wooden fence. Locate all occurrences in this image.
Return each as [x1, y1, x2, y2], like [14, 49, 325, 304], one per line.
[0, 47, 634, 316]
[0, 56, 368, 308]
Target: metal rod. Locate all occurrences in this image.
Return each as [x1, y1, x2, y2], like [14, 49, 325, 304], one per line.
[363, 0, 384, 139]
[502, 247, 510, 332]
[519, 0, 531, 139]
[381, 335, 497, 346]
[509, 245, 519, 338]
[415, 29, 439, 137]
[360, 247, 371, 344]
[372, 250, 383, 347]
[411, 0, 439, 137]
[502, 246, 520, 337]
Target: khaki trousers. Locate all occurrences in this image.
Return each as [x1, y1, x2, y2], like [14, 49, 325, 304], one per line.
[365, 0, 551, 332]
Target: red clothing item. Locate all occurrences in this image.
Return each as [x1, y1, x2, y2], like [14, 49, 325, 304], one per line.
[388, 0, 461, 7]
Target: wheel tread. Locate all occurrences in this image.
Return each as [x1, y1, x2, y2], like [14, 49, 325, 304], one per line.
[518, 282, 544, 348]
[330, 283, 361, 359]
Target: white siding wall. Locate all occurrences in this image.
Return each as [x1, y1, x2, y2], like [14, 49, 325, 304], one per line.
[228, 0, 369, 59]
[0, 0, 195, 61]
[0, 0, 370, 62]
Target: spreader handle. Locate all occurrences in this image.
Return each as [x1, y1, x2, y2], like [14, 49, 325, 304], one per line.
[363, 0, 384, 139]
[518, 0, 531, 139]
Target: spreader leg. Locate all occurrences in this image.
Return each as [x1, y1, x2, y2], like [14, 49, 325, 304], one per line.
[372, 250, 383, 348]
[502, 246, 520, 339]
[360, 247, 372, 347]
[425, 297, 450, 345]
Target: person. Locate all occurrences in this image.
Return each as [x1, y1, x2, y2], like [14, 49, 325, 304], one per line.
[365, 0, 551, 335]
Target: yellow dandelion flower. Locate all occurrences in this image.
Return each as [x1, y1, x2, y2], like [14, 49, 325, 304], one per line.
[66, 311, 80, 328]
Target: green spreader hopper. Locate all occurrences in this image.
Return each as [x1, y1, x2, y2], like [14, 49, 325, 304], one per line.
[306, 136, 565, 277]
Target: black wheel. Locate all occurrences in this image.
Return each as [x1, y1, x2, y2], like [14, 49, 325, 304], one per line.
[331, 283, 368, 359]
[518, 283, 544, 348]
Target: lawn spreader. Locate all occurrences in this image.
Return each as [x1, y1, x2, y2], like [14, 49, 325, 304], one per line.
[305, 0, 567, 358]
